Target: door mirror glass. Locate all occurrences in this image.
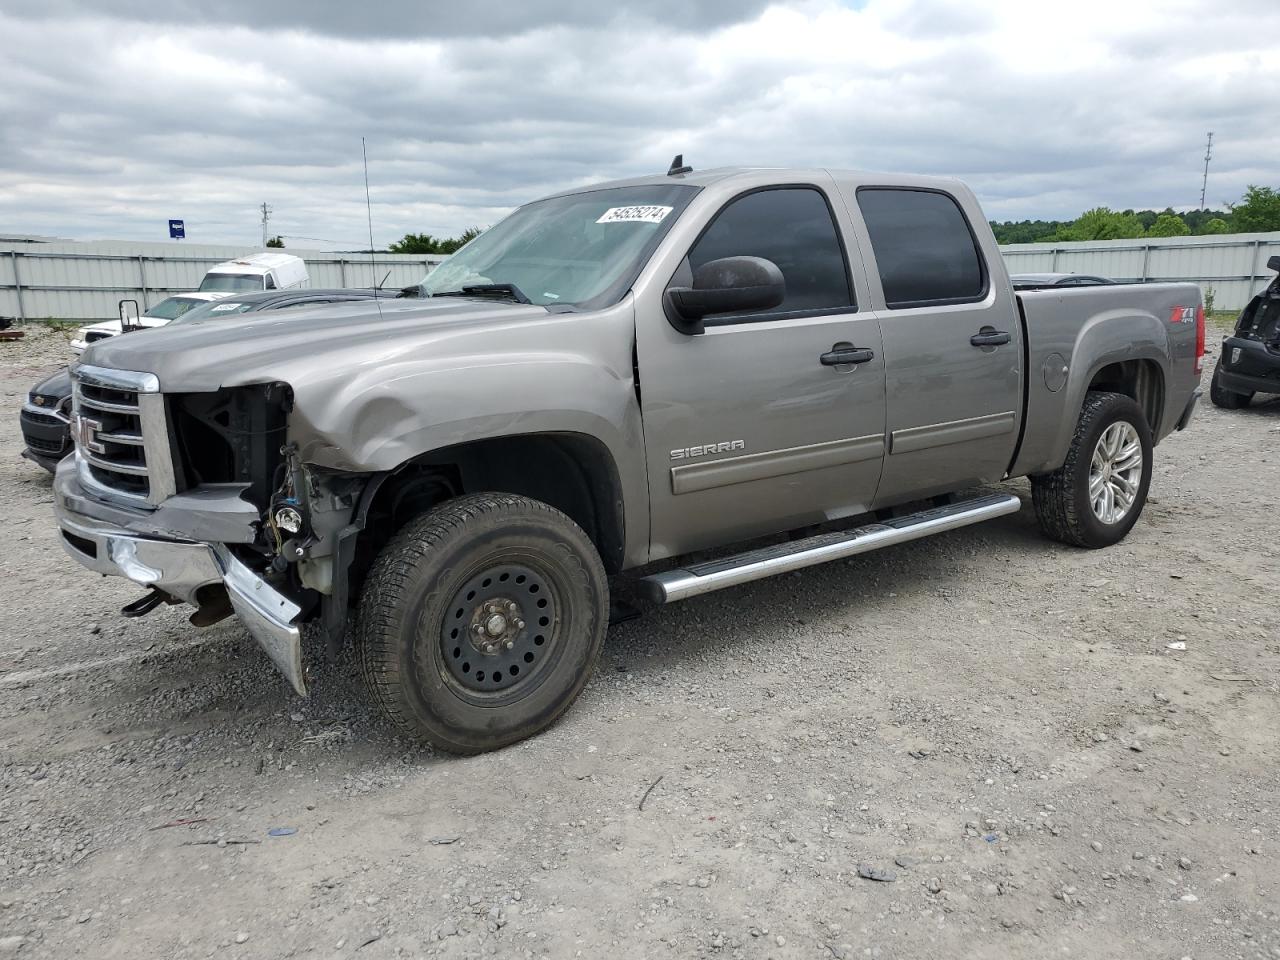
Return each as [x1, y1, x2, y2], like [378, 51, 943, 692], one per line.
[1267, 254, 1280, 273]
[665, 256, 785, 334]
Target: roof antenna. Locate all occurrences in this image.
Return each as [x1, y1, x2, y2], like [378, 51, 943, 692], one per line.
[667, 154, 692, 176]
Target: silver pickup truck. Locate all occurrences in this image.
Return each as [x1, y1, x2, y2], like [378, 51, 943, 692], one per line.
[53, 164, 1203, 753]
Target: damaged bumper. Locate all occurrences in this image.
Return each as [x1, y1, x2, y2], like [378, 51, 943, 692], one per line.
[52, 459, 308, 696]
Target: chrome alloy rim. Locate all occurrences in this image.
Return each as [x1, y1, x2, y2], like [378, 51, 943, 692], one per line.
[1088, 421, 1143, 524]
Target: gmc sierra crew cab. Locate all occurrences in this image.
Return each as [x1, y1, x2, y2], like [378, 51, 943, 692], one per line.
[53, 162, 1204, 753]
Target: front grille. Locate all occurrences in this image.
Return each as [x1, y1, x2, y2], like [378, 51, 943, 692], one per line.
[78, 380, 149, 496]
[26, 433, 67, 454]
[72, 365, 176, 506]
[22, 408, 63, 427]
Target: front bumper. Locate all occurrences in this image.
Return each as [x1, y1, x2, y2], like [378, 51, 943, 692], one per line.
[52, 460, 308, 696]
[19, 401, 73, 466]
[1217, 335, 1280, 396]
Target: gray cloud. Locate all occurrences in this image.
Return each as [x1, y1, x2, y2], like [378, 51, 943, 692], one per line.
[21, 0, 773, 37]
[1, 0, 1277, 248]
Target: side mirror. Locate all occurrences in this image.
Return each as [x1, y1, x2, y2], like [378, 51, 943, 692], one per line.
[118, 298, 141, 333]
[1268, 254, 1280, 273]
[664, 256, 785, 335]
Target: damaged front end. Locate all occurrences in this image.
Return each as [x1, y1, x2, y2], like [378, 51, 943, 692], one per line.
[53, 364, 375, 696]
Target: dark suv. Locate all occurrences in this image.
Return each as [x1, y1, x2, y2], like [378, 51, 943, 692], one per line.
[1211, 255, 1280, 409]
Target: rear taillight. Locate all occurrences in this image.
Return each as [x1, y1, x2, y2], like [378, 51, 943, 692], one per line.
[1195, 303, 1206, 375]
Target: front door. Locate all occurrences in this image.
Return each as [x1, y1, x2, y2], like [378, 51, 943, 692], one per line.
[849, 186, 1024, 506]
[636, 183, 887, 561]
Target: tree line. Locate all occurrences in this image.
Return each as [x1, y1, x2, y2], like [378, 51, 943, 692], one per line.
[991, 186, 1280, 244]
[387, 228, 483, 255]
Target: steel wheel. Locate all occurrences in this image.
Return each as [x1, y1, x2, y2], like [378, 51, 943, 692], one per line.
[1088, 421, 1142, 524]
[440, 561, 560, 701]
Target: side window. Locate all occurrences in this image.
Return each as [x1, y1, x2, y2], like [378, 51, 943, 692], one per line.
[688, 187, 852, 319]
[265, 274, 277, 290]
[857, 188, 986, 308]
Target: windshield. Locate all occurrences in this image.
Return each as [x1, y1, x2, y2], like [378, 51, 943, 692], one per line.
[168, 299, 258, 324]
[143, 296, 208, 320]
[419, 184, 697, 308]
[199, 273, 265, 293]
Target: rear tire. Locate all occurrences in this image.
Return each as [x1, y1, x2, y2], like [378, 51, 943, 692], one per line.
[1209, 366, 1251, 409]
[1031, 391, 1152, 549]
[355, 493, 608, 754]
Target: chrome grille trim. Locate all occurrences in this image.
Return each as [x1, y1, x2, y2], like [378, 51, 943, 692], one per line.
[71, 364, 175, 508]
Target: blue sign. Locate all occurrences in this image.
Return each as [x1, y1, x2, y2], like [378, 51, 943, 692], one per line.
[168, 219, 185, 239]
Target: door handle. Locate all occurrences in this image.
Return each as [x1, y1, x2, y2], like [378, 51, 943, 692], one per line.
[970, 327, 1011, 347]
[820, 344, 875, 366]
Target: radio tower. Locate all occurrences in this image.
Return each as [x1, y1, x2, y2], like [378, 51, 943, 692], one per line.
[1198, 132, 1213, 210]
[260, 202, 272, 247]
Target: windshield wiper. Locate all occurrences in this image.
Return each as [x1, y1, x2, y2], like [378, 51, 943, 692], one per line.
[433, 283, 531, 304]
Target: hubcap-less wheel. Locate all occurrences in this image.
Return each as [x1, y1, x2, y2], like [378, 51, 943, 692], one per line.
[1088, 421, 1142, 524]
[440, 562, 558, 696]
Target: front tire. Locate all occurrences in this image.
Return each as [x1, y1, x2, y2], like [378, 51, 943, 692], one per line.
[355, 493, 608, 754]
[1031, 391, 1153, 549]
[1209, 366, 1251, 409]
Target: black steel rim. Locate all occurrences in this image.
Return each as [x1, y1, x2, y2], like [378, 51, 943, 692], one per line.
[439, 561, 559, 698]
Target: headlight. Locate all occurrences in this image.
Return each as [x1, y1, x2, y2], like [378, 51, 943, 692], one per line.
[274, 506, 303, 534]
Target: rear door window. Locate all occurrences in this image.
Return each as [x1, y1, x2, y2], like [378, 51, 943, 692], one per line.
[688, 187, 853, 321]
[857, 188, 987, 308]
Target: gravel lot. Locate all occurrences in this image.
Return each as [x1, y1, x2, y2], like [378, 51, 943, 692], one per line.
[1, 323, 1277, 960]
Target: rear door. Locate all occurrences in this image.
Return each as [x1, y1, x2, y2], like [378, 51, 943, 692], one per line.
[847, 186, 1023, 506]
[636, 180, 887, 560]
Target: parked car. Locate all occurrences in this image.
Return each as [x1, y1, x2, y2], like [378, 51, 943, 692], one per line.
[197, 253, 309, 294]
[1010, 272, 1116, 289]
[51, 164, 1203, 754]
[21, 288, 386, 472]
[1210, 254, 1280, 408]
[70, 293, 228, 353]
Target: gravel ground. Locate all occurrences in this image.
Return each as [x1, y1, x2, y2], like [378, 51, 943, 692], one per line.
[0, 323, 1277, 960]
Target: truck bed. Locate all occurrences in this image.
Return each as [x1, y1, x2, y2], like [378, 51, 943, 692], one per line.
[1011, 281, 1203, 477]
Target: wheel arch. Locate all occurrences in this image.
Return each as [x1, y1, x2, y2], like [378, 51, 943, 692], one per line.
[352, 432, 628, 589]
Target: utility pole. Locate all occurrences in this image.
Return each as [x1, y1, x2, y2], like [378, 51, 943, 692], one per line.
[260, 202, 272, 247]
[1199, 132, 1213, 210]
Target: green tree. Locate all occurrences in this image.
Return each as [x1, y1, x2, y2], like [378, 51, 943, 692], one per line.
[1200, 217, 1230, 234]
[1146, 213, 1191, 237]
[266, 235, 284, 248]
[436, 227, 482, 255]
[389, 228, 484, 255]
[1229, 186, 1280, 232]
[389, 232, 446, 254]
[1052, 207, 1146, 241]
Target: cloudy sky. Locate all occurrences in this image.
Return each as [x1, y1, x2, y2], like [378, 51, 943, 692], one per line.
[2, 0, 1278, 248]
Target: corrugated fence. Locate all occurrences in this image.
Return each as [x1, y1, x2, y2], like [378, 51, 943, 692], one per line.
[3, 232, 1279, 321]
[999, 231, 1280, 312]
[0, 240, 445, 321]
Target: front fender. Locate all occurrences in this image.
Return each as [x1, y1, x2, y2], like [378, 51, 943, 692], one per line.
[286, 347, 649, 567]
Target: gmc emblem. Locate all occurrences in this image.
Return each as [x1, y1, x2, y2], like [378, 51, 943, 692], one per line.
[72, 413, 105, 454]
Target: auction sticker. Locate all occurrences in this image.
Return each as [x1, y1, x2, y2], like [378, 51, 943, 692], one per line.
[596, 205, 673, 224]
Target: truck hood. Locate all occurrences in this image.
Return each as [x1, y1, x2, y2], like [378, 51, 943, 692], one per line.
[79, 297, 550, 393]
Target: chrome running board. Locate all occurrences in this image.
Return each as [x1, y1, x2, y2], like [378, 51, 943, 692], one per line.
[637, 492, 1022, 603]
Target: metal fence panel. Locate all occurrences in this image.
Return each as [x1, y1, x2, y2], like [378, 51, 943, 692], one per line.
[0, 240, 445, 320]
[5, 232, 1279, 320]
[999, 232, 1280, 311]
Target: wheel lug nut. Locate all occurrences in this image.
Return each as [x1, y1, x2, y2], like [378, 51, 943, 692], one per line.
[513, 619, 524, 630]
[507, 602, 518, 613]
[503, 640, 514, 650]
